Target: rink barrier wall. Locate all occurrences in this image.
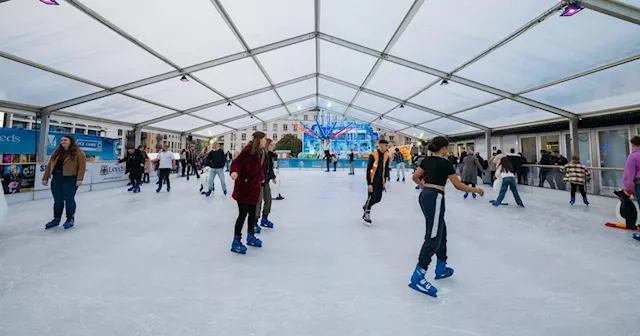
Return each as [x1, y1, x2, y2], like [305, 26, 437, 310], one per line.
[1, 161, 181, 205]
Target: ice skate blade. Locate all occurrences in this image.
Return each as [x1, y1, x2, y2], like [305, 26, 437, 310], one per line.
[435, 269, 454, 280]
[408, 283, 437, 297]
[362, 220, 371, 227]
[230, 248, 247, 254]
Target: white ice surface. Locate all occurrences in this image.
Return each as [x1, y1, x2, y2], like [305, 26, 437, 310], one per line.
[0, 170, 638, 336]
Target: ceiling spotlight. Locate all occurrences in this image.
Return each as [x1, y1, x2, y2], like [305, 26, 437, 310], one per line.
[227, 102, 232, 106]
[560, 2, 583, 17]
[180, 75, 189, 82]
[40, 0, 59, 4]
[327, 102, 332, 108]
[250, 115, 254, 119]
[297, 105, 302, 110]
[400, 104, 405, 108]
[440, 79, 449, 85]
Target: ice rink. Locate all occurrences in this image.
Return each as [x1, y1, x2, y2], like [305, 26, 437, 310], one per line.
[1, 170, 638, 336]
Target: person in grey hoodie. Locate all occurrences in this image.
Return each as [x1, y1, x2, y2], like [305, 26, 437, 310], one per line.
[460, 152, 484, 199]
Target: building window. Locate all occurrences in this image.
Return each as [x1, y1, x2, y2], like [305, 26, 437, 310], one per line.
[389, 136, 394, 142]
[273, 124, 278, 131]
[75, 128, 84, 134]
[294, 134, 298, 138]
[11, 121, 28, 129]
[283, 124, 288, 131]
[33, 123, 40, 131]
[87, 130, 98, 136]
[263, 123, 268, 131]
[252, 126, 257, 131]
[118, 129, 123, 136]
[241, 133, 247, 141]
[273, 133, 278, 141]
[164, 134, 167, 139]
[303, 115, 308, 121]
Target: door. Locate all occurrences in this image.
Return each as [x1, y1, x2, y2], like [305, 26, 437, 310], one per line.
[597, 128, 630, 191]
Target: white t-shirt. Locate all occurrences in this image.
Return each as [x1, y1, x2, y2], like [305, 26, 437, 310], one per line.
[157, 151, 175, 169]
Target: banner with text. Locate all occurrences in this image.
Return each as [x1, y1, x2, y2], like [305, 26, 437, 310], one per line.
[34, 163, 93, 191]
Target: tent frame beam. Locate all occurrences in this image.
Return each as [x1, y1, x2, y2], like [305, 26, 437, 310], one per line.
[580, 0, 640, 26]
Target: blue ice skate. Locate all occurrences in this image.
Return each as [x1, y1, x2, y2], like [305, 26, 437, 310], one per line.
[633, 232, 640, 241]
[247, 234, 262, 247]
[133, 184, 141, 193]
[434, 259, 454, 280]
[415, 185, 420, 190]
[156, 186, 162, 193]
[570, 197, 575, 205]
[583, 197, 589, 206]
[408, 265, 438, 297]
[472, 193, 477, 199]
[63, 217, 75, 229]
[205, 190, 212, 197]
[45, 218, 61, 230]
[231, 237, 247, 254]
[254, 224, 262, 234]
[463, 192, 469, 199]
[167, 187, 171, 192]
[260, 217, 274, 228]
[223, 190, 227, 195]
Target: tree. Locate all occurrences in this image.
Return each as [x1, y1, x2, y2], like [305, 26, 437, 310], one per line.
[275, 133, 303, 156]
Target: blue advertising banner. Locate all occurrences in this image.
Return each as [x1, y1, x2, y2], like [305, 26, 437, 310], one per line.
[0, 128, 36, 155]
[278, 159, 404, 169]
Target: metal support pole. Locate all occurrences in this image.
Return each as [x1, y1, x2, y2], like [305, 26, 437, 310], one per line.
[37, 111, 51, 162]
[181, 135, 187, 150]
[483, 129, 492, 185]
[134, 127, 142, 148]
[568, 118, 580, 159]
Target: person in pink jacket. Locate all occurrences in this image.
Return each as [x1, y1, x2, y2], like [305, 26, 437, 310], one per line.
[622, 136, 640, 241]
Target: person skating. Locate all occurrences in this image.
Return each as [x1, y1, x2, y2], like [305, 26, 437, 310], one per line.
[413, 152, 426, 190]
[460, 152, 483, 199]
[41, 135, 87, 230]
[119, 145, 145, 193]
[362, 140, 389, 227]
[331, 153, 337, 172]
[255, 139, 277, 234]
[154, 144, 175, 193]
[225, 151, 233, 172]
[348, 149, 355, 175]
[492, 157, 525, 207]
[186, 147, 200, 181]
[229, 131, 267, 254]
[180, 149, 187, 177]
[563, 156, 590, 206]
[394, 148, 406, 183]
[409, 136, 484, 297]
[270, 144, 285, 200]
[141, 146, 151, 184]
[203, 141, 227, 196]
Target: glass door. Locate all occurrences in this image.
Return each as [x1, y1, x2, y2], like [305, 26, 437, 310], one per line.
[520, 136, 537, 164]
[565, 132, 592, 166]
[597, 128, 629, 191]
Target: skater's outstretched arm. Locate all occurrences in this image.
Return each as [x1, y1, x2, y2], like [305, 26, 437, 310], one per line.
[449, 174, 484, 196]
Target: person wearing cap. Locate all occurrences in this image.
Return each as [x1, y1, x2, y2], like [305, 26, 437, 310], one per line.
[362, 140, 390, 226]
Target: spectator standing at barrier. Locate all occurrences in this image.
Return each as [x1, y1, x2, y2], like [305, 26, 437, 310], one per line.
[42, 135, 86, 230]
[563, 156, 590, 206]
[119, 145, 145, 193]
[551, 150, 568, 190]
[395, 148, 406, 183]
[517, 153, 529, 185]
[348, 149, 355, 175]
[139, 146, 151, 184]
[507, 149, 522, 183]
[538, 150, 556, 189]
[154, 144, 175, 193]
[331, 153, 338, 172]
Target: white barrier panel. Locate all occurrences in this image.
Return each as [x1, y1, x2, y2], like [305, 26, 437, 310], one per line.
[92, 162, 127, 183]
[0, 186, 7, 222]
[34, 163, 93, 191]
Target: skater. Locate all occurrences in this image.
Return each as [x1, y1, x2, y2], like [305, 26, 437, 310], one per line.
[394, 148, 406, 183]
[225, 151, 233, 172]
[492, 157, 524, 207]
[623, 136, 640, 240]
[202, 141, 227, 196]
[362, 140, 389, 227]
[270, 144, 285, 200]
[460, 152, 483, 199]
[186, 147, 200, 180]
[41, 135, 87, 230]
[140, 146, 151, 184]
[119, 145, 145, 193]
[413, 152, 426, 190]
[230, 132, 267, 253]
[331, 153, 337, 172]
[255, 139, 277, 233]
[348, 149, 355, 175]
[180, 149, 187, 177]
[563, 156, 590, 206]
[323, 140, 331, 172]
[154, 144, 175, 193]
[409, 136, 484, 297]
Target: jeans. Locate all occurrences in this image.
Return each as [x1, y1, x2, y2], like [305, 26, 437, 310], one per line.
[208, 168, 227, 192]
[349, 161, 355, 174]
[51, 174, 78, 220]
[538, 170, 556, 189]
[396, 162, 405, 179]
[235, 202, 257, 239]
[225, 160, 230, 171]
[417, 187, 447, 269]
[495, 177, 524, 206]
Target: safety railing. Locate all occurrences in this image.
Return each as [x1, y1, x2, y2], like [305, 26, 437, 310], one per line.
[1, 161, 184, 204]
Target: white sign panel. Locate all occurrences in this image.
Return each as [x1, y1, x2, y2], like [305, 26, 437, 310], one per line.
[35, 163, 93, 191]
[92, 162, 127, 184]
[0, 187, 7, 223]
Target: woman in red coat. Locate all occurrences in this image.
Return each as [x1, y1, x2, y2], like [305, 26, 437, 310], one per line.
[229, 131, 267, 254]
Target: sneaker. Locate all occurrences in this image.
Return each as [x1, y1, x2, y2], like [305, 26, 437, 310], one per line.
[434, 259, 454, 280]
[63, 217, 75, 229]
[408, 265, 438, 297]
[247, 234, 263, 248]
[230, 237, 247, 254]
[45, 218, 61, 230]
[260, 217, 274, 228]
[362, 211, 371, 227]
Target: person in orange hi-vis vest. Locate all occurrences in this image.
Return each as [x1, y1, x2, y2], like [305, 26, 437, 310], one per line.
[362, 139, 389, 227]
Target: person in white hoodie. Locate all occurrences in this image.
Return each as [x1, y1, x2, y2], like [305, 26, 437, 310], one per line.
[492, 156, 524, 207]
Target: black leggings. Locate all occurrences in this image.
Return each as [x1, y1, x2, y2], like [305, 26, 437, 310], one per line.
[364, 184, 383, 211]
[235, 202, 257, 238]
[570, 183, 586, 198]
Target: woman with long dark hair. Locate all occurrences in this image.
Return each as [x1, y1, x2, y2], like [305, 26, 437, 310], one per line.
[229, 131, 267, 254]
[41, 135, 87, 230]
[410, 136, 484, 297]
[493, 157, 524, 207]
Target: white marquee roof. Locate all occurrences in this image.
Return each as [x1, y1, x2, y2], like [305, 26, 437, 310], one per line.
[1, 0, 639, 139]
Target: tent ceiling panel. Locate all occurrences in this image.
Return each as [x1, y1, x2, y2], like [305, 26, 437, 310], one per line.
[344, 108, 376, 123]
[0, 1, 172, 87]
[391, 0, 558, 72]
[223, 116, 261, 130]
[65, 94, 174, 124]
[0, 58, 101, 106]
[276, 79, 316, 102]
[127, 75, 222, 111]
[320, 0, 415, 51]
[352, 92, 399, 113]
[193, 57, 270, 97]
[366, 61, 439, 100]
[80, 0, 243, 68]
[386, 106, 439, 125]
[319, 78, 358, 104]
[622, 0, 640, 6]
[402, 127, 436, 139]
[409, 81, 500, 114]
[233, 90, 281, 112]
[288, 97, 316, 113]
[319, 40, 378, 85]
[218, 0, 314, 48]
[190, 104, 247, 122]
[194, 125, 232, 138]
[256, 40, 316, 84]
[318, 98, 348, 114]
[524, 60, 640, 115]
[147, 115, 211, 132]
[419, 118, 479, 135]
[455, 100, 558, 128]
[254, 107, 288, 121]
[458, 10, 640, 93]
[372, 118, 409, 132]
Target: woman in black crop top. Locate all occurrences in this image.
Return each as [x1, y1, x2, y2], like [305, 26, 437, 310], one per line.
[408, 136, 484, 298]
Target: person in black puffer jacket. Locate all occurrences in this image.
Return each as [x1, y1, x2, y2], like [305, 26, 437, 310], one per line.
[119, 145, 145, 193]
[254, 139, 277, 233]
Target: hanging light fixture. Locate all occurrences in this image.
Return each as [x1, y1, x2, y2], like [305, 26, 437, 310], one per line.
[227, 102, 232, 106]
[440, 79, 449, 85]
[560, 1, 583, 16]
[180, 75, 189, 82]
[40, 0, 59, 5]
[399, 104, 405, 108]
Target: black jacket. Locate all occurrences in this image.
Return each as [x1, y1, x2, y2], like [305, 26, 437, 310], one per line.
[204, 149, 226, 169]
[119, 149, 145, 174]
[552, 155, 568, 166]
[539, 154, 553, 172]
[262, 150, 277, 185]
[366, 150, 385, 186]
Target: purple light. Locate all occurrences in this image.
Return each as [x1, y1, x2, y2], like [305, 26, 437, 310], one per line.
[39, 0, 59, 5]
[560, 3, 583, 16]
